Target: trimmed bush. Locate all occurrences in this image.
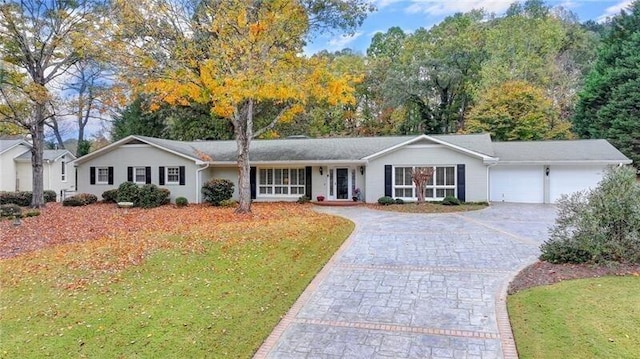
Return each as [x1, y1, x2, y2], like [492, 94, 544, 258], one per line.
[175, 197, 189, 207]
[0, 191, 31, 206]
[44, 190, 57, 203]
[0, 204, 22, 218]
[394, 198, 404, 204]
[540, 166, 640, 264]
[102, 189, 119, 203]
[442, 196, 461, 206]
[23, 209, 41, 217]
[297, 196, 311, 204]
[62, 193, 98, 207]
[377, 196, 394, 205]
[117, 182, 140, 203]
[202, 179, 234, 206]
[219, 199, 237, 207]
[138, 184, 170, 208]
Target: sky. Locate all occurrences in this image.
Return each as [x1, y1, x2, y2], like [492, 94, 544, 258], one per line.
[305, 0, 635, 55]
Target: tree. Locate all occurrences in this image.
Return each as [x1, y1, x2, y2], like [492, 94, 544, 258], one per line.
[573, 1, 640, 168]
[465, 81, 572, 141]
[0, 0, 107, 207]
[412, 167, 434, 204]
[115, 0, 366, 213]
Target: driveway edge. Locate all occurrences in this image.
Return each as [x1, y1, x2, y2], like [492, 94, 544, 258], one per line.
[252, 214, 359, 358]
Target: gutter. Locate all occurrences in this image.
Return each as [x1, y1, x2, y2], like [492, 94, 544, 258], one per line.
[195, 163, 210, 204]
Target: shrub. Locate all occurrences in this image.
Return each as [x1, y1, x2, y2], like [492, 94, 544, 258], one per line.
[394, 198, 404, 204]
[102, 189, 119, 203]
[62, 193, 98, 207]
[117, 182, 140, 203]
[202, 179, 234, 206]
[297, 196, 311, 204]
[219, 199, 237, 207]
[377, 196, 394, 205]
[23, 209, 41, 217]
[442, 196, 461, 206]
[540, 166, 640, 264]
[138, 184, 170, 208]
[0, 191, 31, 206]
[44, 190, 57, 203]
[175, 197, 189, 207]
[0, 204, 22, 218]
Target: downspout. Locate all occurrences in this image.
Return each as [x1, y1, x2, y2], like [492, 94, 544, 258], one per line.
[195, 163, 210, 204]
[486, 161, 498, 203]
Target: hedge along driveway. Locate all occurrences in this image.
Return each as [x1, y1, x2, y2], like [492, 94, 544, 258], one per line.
[0, 203, 353, 357]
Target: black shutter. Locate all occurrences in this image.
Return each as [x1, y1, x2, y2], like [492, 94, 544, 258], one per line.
[250, 167, 256, 199]
[384, 165, 392, 197]
[108, 167, 114, 185]
[159, 166, 165, 185]
[179, 166, 185, 185]
[127, 167, 133, 182]
[305, 166, 312, 198]
[145, 166, 151, 184]
[90, 166, 95, 185]
[456, 164, 466, 202]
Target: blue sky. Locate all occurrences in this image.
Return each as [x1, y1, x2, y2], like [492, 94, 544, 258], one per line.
[305, 0, 635, 54]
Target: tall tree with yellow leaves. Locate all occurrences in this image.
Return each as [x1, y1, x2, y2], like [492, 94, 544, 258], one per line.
[114, 0, 368, 213]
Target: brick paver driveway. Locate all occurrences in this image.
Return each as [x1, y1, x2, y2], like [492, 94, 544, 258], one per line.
[255, 203, 557, 359]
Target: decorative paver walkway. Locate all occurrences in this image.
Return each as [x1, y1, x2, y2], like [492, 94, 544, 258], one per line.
[254, 203, 557, 359]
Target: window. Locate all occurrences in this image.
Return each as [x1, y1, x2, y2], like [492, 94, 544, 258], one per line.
[393, 165, 456, 200]
[134, 167, 146, 184]
[61, 158, 66, 182]
[258, 167, 305, 196]
[167, 167, 180, 184]
[97, 167, 109, 184]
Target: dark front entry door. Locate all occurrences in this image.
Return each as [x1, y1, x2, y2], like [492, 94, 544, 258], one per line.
[336, 168, 349, 199]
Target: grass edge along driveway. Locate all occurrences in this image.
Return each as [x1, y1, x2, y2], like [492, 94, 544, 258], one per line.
[0, 204, 353, 358]
[508, 276, 640, 359]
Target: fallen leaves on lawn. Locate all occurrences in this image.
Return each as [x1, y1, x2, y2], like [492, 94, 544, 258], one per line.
[0, 202, 330, 291]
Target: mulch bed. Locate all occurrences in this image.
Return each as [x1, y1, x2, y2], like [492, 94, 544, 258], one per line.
[508, 261, 640, 294]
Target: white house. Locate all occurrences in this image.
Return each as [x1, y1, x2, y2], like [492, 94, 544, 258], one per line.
[0, 138, 76, 201]
[71, 134, 632, 204]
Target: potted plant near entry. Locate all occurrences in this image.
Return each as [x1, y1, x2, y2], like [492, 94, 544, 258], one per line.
[316, 195, 325, 202]
[352, 188, 360, 201]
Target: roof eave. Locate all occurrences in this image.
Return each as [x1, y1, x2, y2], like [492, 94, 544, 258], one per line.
[495, 160, 633, 165]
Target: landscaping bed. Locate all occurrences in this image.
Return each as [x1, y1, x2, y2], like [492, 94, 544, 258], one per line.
[365, 202, 488, 213]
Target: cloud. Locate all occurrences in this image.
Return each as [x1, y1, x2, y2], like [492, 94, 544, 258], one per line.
[404, 0, 515, 16]
[597, 0, 634, 22]
[327, 32, 364, 49]
[371, 0, 404, 9]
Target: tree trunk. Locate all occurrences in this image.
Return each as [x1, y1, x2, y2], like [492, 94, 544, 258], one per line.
[30, 108, 46, 208]
[234, 100, 254, 214]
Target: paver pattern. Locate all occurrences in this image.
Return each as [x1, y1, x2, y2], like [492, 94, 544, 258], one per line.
[256, 203, 557, 359]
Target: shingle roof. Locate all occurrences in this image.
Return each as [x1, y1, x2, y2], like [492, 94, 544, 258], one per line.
[0, 139, 29, 154]
[137, 133, 495, 162]
[15, 149, 72, 162]
[493, 139, 632, 163]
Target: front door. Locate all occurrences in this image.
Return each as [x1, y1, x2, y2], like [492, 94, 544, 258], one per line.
[335, 168, 349, 199]
[328, 167, 350, 200]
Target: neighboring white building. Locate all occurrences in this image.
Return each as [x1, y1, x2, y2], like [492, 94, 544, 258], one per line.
[71, 134, 632, 204]
[0, 139, 76, 201]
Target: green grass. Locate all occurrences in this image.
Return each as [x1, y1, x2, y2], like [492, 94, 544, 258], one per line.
[0, 208, 353, 358]
[367, 202, 488, 213]
[508, 276, 640, 359]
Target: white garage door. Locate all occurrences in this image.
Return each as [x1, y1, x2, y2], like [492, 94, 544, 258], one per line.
[490, 165, 544, 203]
[549, 165, 605, 202]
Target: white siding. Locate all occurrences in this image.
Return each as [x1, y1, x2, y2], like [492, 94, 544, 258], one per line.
[76, 144, 198, 203]
[366, 145, 488, 203]
[0, 144, 30, 191]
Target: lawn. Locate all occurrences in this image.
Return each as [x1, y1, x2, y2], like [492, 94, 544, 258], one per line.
[366, 202, 488, 213]
[508, 276, 640, 359]
[0, 203, 353, 358]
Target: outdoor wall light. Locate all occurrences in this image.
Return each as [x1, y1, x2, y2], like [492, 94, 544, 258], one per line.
[360, 166, 364, 175]
[545, 167, 550, 176]
[319, 166, 323, 175]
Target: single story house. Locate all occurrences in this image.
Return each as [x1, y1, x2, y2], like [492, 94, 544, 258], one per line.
[0, 138, 77, 200]
[71, 133, 632, 204]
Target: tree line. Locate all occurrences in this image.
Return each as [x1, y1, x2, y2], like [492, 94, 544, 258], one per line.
[1, 0, 638, 210]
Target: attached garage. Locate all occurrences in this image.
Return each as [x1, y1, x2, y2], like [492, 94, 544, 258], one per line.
[490, 165, 544, 203]
[548, 165, 606, 202]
